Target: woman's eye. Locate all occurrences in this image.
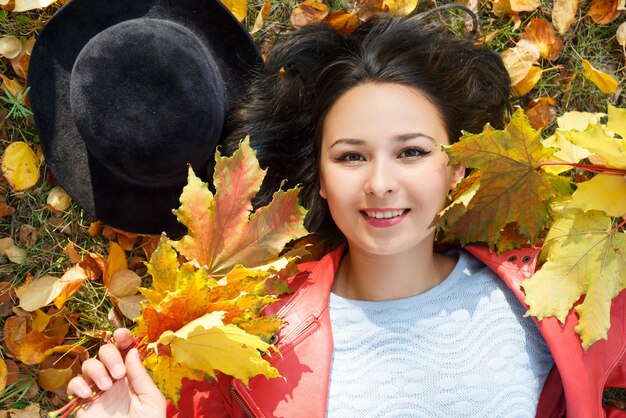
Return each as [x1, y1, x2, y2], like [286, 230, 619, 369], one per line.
[399, 148, 429, 158]
[337, 152, 364, 162]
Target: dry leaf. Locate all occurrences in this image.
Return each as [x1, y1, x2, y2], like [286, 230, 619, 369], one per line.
[526, 97, 557, 130]
[552, 0, 578, 34]
[221, 0, 247, 21]
[512, 65, 542, 96]
[510, 0, 539, 12]
[520, 18, 564, 61]
[0, 237, 13, 253]
[0, 36, 21, 59]
[112, 227, 139, 251]
[582, 59, 618, 94]
[46, 185, 72, 212]
[18, 265, 88, 312]
[0, 74, 25, 99]
[11, 0, 58, 11]
[588, 0, 621, 24]
[87, 220, 103, 236]
[1, 141, 40, 191]
[18, 224, 38, 248]
[617, 21, 626, 50]
[290, 0, 330, 28]
[324, 11, 359, 35]
[0, 404, 41, 418]
[501, 40, 541, 86]
[0, 357, 7, 393]
[63, 242, 81, 264]
[4, 244, 25, 264]
[109, 269, 144, 320]
[103, 242, 127, 288]
[383, 0, 418, 15]
[251, 0, 271, 34]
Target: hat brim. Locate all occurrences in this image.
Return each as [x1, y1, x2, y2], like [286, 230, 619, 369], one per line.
[28, 0, 262, 235]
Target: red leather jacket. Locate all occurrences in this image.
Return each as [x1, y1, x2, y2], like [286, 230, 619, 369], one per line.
[168, 246, 626, 418]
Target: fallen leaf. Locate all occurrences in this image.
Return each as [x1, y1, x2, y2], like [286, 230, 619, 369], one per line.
[383, 0, 417, 15]
[510, 0, 539, 11]
[0, 281, 13, 303]
[323, 11, 359, 35]
[520, 18, 564, 61]
[582, 59, 618, 94]
[63, 242, 81, 264]
[141, 235, 160, 260]
[552, 0, 578, 34]
[434, 109, 572, 251]
[588, 0, 621, 24]
[109, 269, 141, 298]
[618, 22, 626, 50]
[103, 242, 127, 288]
[38, 350, 83, 391]
[355, 0, 384, 20]
[251, 0, 271, 34]
[3, 310, 69, 365]
[290, 0, 330, 28]
[562, 113, 626, 168]
[526, 97, 557, 130]
[0, 196, 15, 218]
[501, 40, 540, 86]
[0, 357, 7, 393]
[3, 359, 20, 388]
[522, 209, 626, 349]
[4, 244, 26, 264]
[87, 221, 103, 236]
[112, 227, 139, 251]
[0, 237, 14, 253]
[1, 141, 40, 191]
[221, 0, 247, 21]
[0, 74, 25, 100]
[511, 65, 542, 96]
[46, 185, 72, 212]
[541, 132, 591, 175]
[11, 0, 58, 11]
[0, 36, 21, 59]
[606, 103, 626, 140]
[18, 265, 89, 312]
[18, 224, 38, 248]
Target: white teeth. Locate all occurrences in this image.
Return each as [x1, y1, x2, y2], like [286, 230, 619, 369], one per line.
[364, 210, 405, 219]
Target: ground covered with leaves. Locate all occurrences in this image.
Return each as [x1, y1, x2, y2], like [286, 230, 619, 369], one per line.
[0, 0, 625, 416]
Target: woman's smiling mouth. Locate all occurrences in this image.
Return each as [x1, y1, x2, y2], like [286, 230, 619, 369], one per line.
[360, 209, 410, 227]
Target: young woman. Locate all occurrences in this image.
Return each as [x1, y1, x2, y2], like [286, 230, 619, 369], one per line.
[67, 11, 626, 418]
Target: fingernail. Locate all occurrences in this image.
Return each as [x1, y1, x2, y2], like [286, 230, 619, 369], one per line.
[98, 376, 112, 389]
[79, 384, 91, 398]
[111, 364, 125, 379]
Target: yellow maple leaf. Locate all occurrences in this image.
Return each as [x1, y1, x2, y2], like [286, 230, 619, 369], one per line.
[582, 59, 618, 94]
[383, 0, 418, 15]
[522, 209, 626, 349]
[562, 122, 626, 169]
[606, 103, 626, 140]
[152, 311, 280, 385]
[143, 354, 204, 407]
[568, 174, 626, 217]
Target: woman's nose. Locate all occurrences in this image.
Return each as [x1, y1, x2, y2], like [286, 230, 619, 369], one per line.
[364, 160, 397, 196]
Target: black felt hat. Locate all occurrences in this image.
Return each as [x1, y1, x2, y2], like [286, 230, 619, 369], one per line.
[28, 0, 262, 235]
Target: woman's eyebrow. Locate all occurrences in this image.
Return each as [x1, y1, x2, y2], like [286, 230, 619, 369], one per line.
[394, 133, 436, 143]
[329, 138, 365, 148]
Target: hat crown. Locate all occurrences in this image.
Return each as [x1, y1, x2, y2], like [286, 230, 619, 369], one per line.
[69, 18, 225, 187]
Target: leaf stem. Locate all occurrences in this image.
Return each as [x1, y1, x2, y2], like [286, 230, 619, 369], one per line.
[611, 218, 626, 234]
[539, 161, 626, 175]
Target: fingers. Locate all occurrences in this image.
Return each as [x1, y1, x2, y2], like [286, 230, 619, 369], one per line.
[112, 328, 135, 351]
[125, 348, 163, 400]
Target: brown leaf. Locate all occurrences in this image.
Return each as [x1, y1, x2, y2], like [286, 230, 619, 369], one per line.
[53, 265, 89, 308]
[101, 225, 117, 241]
[290, 0, 330, 28]
[18, 224, 38, 248]
[141, 235, 161, 260]
[0, 237, 14, 253]
[38, 346, 86, 391]
[1, 403, 41, 418]
[588, 0, 621, 24]
[0, 36, 21, 59]
[323, 11, 359, 35]
[4, 244, 25, 264]
[80, 252, 105, 281]
[0, 74, 25, 100]
[108, 269, 141, 298]
[0, 281, 13, 303]
[87, 220, 103, 236]
[63, 242, 81, 264]
[112, 227, 139, 251]
[552, 0, 578, 33]
[0, 357, 6, 393]
[3, 310, 69, 365]
[526, 97, 557, 130]
[356, 0, 384, 20]
[0, 196, 15, 218]
[10, 49, 30, 80]
[4, 359, 20, 387]
[520, 18, 564, 61]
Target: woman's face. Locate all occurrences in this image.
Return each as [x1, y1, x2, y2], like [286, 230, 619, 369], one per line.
[319, 82, 464, 256]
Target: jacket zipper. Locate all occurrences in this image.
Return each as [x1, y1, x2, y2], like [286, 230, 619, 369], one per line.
[231, 386, 255, 418]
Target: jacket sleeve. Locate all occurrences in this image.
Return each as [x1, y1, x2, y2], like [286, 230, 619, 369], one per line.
[166, 378, 231, 418]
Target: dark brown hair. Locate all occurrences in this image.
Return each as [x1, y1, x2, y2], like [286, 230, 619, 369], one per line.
[223, 11, 511, 252]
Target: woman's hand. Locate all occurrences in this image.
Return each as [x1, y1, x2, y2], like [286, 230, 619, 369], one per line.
[67, 328, 167, 418]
